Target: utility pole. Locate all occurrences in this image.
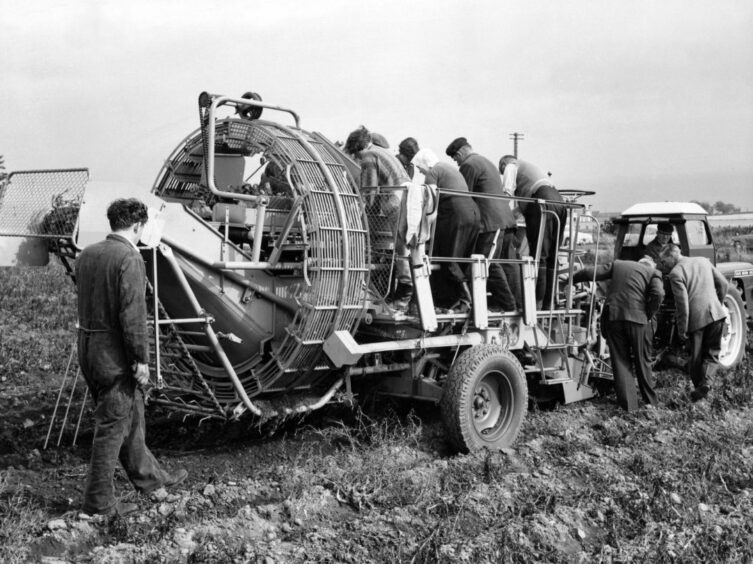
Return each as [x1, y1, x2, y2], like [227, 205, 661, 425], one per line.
[508, 132, 524, 158]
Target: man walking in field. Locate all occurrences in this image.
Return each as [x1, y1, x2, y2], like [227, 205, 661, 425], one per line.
[76, 198, 187, 516]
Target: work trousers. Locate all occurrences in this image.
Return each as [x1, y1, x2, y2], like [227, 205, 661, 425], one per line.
[605, 319, 657, 411]
[688, 318, 725, 390]
[81, 377, 167, 514]
[523, 186, 566, 310]
[433, 200, 479, 307]
[474, 230, 517, 311]
[501, 230, 522, 310]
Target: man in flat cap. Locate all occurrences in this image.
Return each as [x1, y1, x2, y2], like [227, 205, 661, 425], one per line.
[499, 155, 565, 310]
[370, 132, 390, 149]
[644, 222, 674, 262]
[446, 138, 518, 311]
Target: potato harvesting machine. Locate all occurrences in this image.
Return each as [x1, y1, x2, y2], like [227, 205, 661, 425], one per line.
[0, 92, 624, 452]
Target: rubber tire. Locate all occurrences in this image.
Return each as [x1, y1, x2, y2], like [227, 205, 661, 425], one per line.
[719, 286, 747, 369]
[440, 345, 528, 453]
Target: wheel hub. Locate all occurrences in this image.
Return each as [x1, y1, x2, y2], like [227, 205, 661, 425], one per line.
[473, 377, 503, 433]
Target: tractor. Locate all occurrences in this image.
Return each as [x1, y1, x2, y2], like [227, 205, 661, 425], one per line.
[611, 202, 751, 369]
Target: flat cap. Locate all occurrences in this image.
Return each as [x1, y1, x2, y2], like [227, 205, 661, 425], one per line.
[445, 137, 469, 157]
[657, 222, 674, 234]
[371, 132, 390, 149]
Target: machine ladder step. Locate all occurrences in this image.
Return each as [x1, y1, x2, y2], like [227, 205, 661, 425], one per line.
[146, 281, 226, 418]
[181, 343, 216, 353]
[538, 372, 572, 385]
[524, 366, 563, 374]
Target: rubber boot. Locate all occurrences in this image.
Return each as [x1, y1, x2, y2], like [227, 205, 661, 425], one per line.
[535, 264, 548, 310]
[390, 282, 413, 312]
[542, 267, 558, 310]
[392, 281, 413, 301]
[450, 282, 473, 313]
[460, 281, 472, 305]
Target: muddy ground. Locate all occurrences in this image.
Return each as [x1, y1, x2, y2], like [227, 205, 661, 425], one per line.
[1, 264, 753, 563]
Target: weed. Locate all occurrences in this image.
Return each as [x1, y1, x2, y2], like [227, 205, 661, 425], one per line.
[0, 473, 46, 564]
[185, 531, 251, 563]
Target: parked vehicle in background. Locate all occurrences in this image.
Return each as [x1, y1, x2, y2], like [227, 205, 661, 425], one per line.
[562, 223, 594, 246]
[612, 202, 751, 369]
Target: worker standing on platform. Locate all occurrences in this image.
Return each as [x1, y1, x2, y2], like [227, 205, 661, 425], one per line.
[413, 147, 480, 311]
[345, 126, 413, 310]
[500, 155, 565, 310]
[446, 138, 518, 311]
[397, 137, 419, 180]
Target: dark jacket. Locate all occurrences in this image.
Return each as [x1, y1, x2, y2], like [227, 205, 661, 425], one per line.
[76, 234, 149, 387]
[425, 162, 480, 258]
[575, 260, 664, 324]
[668, 256, 727, 335]
[426, 162, 478, 218]
[458, 153, 516, 232]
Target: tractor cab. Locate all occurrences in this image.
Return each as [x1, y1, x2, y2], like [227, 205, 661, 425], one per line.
[613, 202, 714, 263]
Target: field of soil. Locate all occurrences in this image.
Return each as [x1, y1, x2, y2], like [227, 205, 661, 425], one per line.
[1, 263, 752, 563]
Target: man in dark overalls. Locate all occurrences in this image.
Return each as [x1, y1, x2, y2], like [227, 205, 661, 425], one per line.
[76, 198, 187, 516]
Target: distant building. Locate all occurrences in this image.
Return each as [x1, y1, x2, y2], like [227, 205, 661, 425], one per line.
[707, 213, 753, 229]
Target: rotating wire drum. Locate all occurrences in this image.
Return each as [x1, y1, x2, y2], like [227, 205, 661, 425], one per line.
[151, 117, 370, 411]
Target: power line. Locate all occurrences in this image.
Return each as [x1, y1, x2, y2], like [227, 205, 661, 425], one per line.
[508, 132, 525, 158]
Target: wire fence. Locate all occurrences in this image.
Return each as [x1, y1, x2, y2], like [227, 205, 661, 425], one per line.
[360, 186, 407, 300]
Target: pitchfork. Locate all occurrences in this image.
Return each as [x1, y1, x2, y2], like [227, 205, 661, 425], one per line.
[43, 344, 88, 449]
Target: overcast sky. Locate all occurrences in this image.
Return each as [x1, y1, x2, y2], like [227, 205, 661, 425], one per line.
[2, 0, 752, 212]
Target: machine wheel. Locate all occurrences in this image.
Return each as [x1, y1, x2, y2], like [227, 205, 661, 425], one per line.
[719, 286, 747, 369]
[440, 345, 528, 453]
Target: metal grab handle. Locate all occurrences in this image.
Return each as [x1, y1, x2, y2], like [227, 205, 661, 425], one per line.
[159, 243, 264, 418]
[200, 92, 300, 205]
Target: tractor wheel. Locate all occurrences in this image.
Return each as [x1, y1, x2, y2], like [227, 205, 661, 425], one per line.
[719, 286, 747, 369]
[440, 345, 528, 453]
